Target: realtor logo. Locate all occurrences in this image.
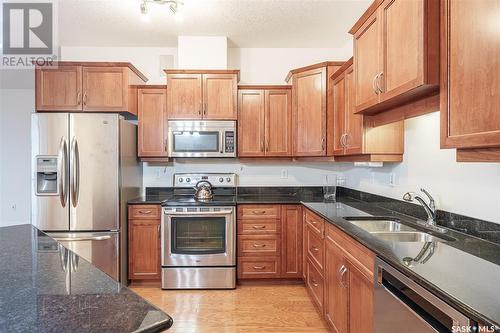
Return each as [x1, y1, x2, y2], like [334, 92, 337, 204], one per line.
[3, 2, 53, 54]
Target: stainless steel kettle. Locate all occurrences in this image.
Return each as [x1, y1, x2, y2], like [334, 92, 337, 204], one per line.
[193, 180, 213, 200]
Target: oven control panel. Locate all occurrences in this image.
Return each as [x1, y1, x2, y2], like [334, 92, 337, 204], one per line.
[174, 173, 237, 188]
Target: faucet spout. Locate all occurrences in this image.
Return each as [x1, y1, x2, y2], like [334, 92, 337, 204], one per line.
[403, 189, 437, 226]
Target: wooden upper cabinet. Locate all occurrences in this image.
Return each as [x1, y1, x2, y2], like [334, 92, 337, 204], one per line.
[331, 58, 402, 162]
[138, 87, 167, 158]
[332, 70, 347, 156]
[35, 62, 147, 115]
[292, 68, 327, 156]
[344, 66, 363, 155]
[36, 66, 83, 111]
[350, 0, 439, 115]
[238, 90, 266, 157]
[441, 0, 500, 160]
[82, 67, 128, 112]
[166, 70, 239, 120]
[353, 10, 381, 112]
[167, 74, 203, 119]
[203, 74, 238, 120]
[266, 89, 292, 156]
[238, 86, 292, 158]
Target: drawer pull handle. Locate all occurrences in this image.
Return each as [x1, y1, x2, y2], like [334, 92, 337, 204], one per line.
[253, 265, 266, 270]
[138, 210, 152, 214]
[252, 210, 267, 215]
[311, 246, 319, 252]
[253, 243, 266, 248]
[252, 225, 266, 229]
[311, 279, 319, 287]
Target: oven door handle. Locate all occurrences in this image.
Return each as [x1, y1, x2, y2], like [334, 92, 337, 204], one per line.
[165, 211, 234, 216]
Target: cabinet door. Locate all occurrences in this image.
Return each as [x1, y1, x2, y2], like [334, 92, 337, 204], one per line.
[128, 219, 161, 280]
[344, 66, 364, 155]
[202, 74, 237, 120]
[167, 74, 203, 119]
[36, 66, 82, 111]
[265, 89, 292, 156]
[441, 0, 500, 148]
[380, 0, 424, 99]
[348, 261, 374, 333]
[280, 205, 303, 278]
[302, 210, 307, 281]
[332, 73, 347, 156]
[238, 90, 266, 157]
[325, 240, 349, 333]
[354, 10, 381, 112]
[82, 67, 128, 112]
[138, 88, 167, 157]
[293, 68, 327, 156]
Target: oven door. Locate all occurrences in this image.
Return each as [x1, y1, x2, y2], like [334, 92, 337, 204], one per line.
[162, 208, 235, 266]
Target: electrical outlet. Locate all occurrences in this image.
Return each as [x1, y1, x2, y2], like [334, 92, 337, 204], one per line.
[389, 173, 397, 187]
[280, 169, 288, 179]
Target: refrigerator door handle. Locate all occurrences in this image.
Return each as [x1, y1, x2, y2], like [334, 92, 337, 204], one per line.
[70, 137, 80, 207]
[58, 137, 68, 207]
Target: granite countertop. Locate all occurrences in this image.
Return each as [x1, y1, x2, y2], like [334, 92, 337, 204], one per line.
[302, 198, 500, 330]
[0, 224, 173, 333]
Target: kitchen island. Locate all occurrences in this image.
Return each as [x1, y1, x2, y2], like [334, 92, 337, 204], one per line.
[0, 224, 173, 332]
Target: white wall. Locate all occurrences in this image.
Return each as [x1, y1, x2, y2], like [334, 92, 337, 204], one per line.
[228, 44, 352, 84]
[144, 160, 340, 187]
[178, 36, 228, 69]
[61, 46, 178, 84]
[0, 88, 33, 227]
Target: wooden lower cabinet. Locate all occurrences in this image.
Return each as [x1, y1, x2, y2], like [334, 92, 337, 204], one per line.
[128, 205, 161, 282]
[237, 204, 302, 280]
[325, 240, 348, 333]
[303, 208, 375, 333]
[281, 205, 303, 278]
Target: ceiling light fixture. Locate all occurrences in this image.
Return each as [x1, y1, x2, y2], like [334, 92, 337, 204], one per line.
[140, 0, 184, 21]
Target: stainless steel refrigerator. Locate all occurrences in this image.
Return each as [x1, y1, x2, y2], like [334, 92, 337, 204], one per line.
[31, 113, 142, 284]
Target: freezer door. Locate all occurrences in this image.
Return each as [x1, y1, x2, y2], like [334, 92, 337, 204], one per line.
[31, 113, 70, 231]
[47, 231, 120, 281]
[69, 114, 120, 231]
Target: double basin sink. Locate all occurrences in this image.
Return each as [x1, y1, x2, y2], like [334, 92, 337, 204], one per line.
[343, 217, 456, 243]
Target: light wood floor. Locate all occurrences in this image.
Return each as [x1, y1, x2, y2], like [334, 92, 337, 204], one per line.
[132, 283, 330, 333]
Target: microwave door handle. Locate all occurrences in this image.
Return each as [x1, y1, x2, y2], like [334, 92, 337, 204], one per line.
[220, 131, 225, 154]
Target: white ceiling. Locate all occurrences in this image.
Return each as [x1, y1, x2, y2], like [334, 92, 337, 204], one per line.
[58, 0, 371, 48]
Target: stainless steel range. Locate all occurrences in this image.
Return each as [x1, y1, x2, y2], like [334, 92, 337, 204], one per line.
[161, 173, 237, 289]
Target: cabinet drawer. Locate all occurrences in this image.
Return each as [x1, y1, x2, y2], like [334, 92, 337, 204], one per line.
[238, 235, 280, 257]
[326, 223, 374, 278]
[238, 219, 280, 234]
[306, 259, 325, 312]
[306, 225, 325, 273]
[238, 205, 281, 219]
[129, 205, 161, 219]
[238, 256, 280, 279]
[304, 209, 324, 237]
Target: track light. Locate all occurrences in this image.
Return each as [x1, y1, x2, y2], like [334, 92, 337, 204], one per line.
[139, 0, 184, 21]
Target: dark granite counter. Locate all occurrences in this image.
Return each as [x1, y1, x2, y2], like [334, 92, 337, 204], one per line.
[0, 224, 173, 333]
[302, 199, 500, 330]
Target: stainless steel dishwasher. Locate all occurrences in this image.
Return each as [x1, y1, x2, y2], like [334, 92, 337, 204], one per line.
[374, 257, 475, 332]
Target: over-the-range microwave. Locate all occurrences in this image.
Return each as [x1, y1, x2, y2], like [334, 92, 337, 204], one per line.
[167, 120, 236, 158]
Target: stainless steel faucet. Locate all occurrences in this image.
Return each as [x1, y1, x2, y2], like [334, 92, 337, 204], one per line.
[403, 188, 437, 226]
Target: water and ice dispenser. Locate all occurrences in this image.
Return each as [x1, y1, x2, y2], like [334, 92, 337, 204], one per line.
[35, 157, 59, 195]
